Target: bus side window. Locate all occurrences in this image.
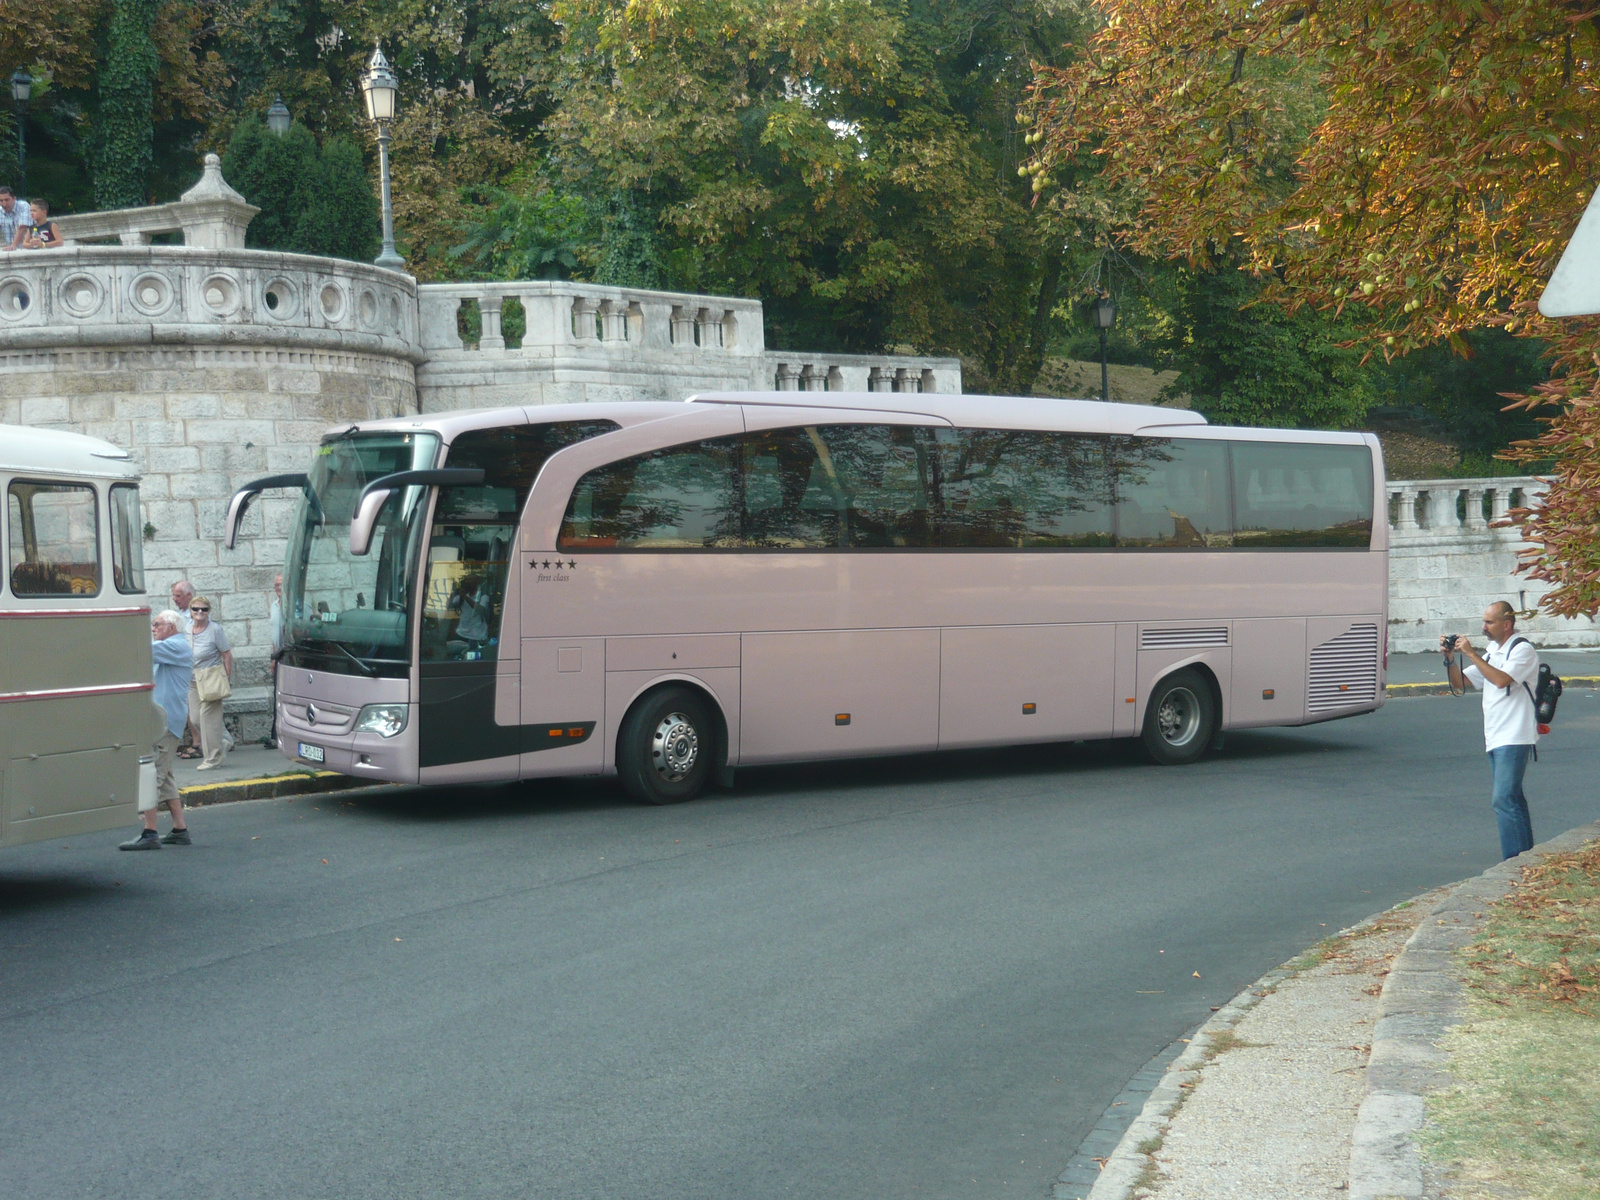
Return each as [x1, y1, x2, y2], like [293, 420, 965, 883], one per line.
[1231, 442, 1374, 547]
[7, 481, 102, 596]
[1111, 438, 1232, 549]
[109, 483, 145, 594]
[934, 429, 1114, 548]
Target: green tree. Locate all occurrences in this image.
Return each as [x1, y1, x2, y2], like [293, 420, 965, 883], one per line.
[222, 115, 380, 261]
[451, 182, 598, 280]
[1160, 263, 1377, 428]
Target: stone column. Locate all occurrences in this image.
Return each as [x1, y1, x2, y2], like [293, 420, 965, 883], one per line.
[696, 307, 723, 349]
[1489, 487, 1510, 522]
[800, 364, 823, 391]
[775, 363, 799, 391]
[478, 293, 505, 351]
[571, 297, 599, 342]
[1395, 487, 1419, 531]
[868, 367, 890, 393]
[599, 299, 628, 342]
[1465, 486, 1488, 529]
[670, 306, 697, 347]
[892, 367, 912, 392]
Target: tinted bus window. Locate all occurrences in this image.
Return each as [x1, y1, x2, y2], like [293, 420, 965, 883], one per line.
[422, 420, 619, 662]
[7, 481, 101, 595]
[934, 429, 1114, 548]
[1111, 438, 1232, 548]
[561, 439, 739, 549]
[109, 483, 144, 594]
[1232, 441, 1374, 548]
[741, 425, 935, 549]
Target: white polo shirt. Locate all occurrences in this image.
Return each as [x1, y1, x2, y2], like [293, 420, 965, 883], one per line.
[1464, 636, 1540, 751]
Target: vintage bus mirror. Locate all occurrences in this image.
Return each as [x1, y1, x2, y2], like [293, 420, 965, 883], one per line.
[348, 468, 486, 556]
[225, 474, 313, 549]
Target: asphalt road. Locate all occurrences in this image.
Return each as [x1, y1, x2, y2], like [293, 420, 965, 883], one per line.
[5, 692, 1600, 1200]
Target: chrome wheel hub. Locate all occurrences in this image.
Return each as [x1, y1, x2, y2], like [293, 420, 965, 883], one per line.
[650, 712, 699, 782]
[1156, 687, 1202, 747]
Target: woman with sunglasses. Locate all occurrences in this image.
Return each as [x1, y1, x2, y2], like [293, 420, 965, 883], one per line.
[186, 597, 233, 769]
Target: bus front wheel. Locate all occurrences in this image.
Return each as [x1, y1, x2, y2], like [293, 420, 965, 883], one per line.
[617, 686, 716, 805]
[1140, 669, 1216, 766]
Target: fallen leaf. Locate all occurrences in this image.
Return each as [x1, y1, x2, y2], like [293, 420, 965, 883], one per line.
[1193, 971, 1202, 978]
[394, 937, 402, 942]
[321, 858, 329, 865]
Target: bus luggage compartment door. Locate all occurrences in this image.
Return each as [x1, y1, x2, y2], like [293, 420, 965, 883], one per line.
[520, 637, 606, 774]
[740, 629, 940, 764]
[938, 624, 1115, 748]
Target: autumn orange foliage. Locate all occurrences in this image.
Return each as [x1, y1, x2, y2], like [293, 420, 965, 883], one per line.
[1029, 0, 1600, 615]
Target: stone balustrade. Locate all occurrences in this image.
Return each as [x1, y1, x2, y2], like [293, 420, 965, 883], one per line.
[416, 280, 765, 357]
[52, 154, 260, 250]
[0, 244, 421, 361]
[1383, 475, 1600, 652]
[768, 355, 953, 394]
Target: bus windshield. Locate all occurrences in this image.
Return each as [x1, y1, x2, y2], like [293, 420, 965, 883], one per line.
[282, 432, 440, 674]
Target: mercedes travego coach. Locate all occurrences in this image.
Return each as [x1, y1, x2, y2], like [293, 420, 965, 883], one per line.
[226, 393, 1387, 804]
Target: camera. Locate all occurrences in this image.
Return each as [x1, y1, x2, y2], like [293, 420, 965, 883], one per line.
[1442, 634, 1459, 651]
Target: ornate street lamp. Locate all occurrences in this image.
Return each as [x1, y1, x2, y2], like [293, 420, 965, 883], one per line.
[10, 69, 31, 198]
[360, 45, 405, 270]
[1091, 291, 1117, 402]
[266, 94, 291, 137]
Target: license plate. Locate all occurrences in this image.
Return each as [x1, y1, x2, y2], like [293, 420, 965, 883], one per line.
[298, 742, 325, 764]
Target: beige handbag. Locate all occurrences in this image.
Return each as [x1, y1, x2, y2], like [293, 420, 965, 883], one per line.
[194, 663, 232, 703]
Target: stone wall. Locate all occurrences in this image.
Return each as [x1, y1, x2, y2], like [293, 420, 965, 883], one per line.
[1386, 477, 1600, 652]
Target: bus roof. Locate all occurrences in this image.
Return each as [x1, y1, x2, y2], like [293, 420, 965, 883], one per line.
[687, 391, 1210, 436]
[331, 394, 1373, 446]
[0, 424, 140, 481]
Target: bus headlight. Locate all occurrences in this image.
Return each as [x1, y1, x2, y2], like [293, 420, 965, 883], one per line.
[353, 704, 408, 738]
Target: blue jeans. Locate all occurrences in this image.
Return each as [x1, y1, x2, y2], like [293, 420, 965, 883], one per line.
[1487, 744, 1535, 860]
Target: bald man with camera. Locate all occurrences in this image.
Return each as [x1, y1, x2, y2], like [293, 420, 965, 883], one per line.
[1442, 600, 1540, 860]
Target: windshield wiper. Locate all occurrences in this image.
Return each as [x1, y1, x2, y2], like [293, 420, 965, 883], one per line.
[321, 639, 380, 678]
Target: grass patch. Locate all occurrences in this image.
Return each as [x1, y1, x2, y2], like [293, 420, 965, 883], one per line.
[1422, 838, 1600, 1199]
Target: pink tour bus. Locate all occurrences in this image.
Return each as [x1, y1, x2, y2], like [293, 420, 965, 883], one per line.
[226, 392, 1386, 803]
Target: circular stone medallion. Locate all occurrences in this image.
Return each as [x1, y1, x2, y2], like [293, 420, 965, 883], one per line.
[59, 274, 106, 319]
[0, 276, 31, 320]
[127, 272, 176, 317]
[200, 273, 243, 317]
[262, 277, 300, 320]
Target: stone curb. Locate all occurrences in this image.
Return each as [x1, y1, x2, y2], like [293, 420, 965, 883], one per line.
[1072, 907, 1402, 1200]
[1387, 674, 1600, 698]
[1349, 816, 1600, 1200]
[178, 770, 383, 806]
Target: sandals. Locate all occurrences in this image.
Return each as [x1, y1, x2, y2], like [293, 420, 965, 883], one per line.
[177, 746, 202, 760]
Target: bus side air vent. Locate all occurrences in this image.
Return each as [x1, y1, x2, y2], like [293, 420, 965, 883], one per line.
[1139, 627, 1229, 650]
[1307, 623, 1381, 714]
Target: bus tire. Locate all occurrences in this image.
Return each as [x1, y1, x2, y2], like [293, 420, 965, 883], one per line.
[617, 686, 716, 805]
[1140, 668, 1216, 766]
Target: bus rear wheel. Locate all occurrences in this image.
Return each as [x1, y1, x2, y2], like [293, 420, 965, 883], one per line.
[1140, 668, 1216, 766]
[617, 686, 716, 805]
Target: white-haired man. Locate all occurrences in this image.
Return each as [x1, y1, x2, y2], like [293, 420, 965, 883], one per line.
[121, 610, 194, 849]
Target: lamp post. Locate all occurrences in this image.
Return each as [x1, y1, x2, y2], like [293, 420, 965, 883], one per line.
[1091, 292, 1117, 402]
[10, 69, 31, 199]
[266, 94, 291, 137]
[360, 45, 405, 270]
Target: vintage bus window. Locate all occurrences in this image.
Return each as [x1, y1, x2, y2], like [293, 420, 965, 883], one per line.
[1111, 438, 1232, 548]
[7, 481, 101, 596]
[109, 483, 144, 594]
[934, 429, 1114, 548]
[420, 421, 617, 662]
[561, 439, 739, 549]
[1232, 441, 1374, 548]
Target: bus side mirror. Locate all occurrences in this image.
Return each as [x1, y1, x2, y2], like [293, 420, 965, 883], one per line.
[349, 487, 393, 556]
[348, 467, 486, 557]
[225, 474, 312, 549]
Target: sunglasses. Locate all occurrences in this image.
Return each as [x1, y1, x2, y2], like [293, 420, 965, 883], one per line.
[190, 606, 210, 612]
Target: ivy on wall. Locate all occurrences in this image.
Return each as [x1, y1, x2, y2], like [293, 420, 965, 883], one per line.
[92, 0, 161, 209]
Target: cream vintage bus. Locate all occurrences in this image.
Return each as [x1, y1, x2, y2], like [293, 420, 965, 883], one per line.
[2, 426, 158, 848]
[227, 392, 1387, 805]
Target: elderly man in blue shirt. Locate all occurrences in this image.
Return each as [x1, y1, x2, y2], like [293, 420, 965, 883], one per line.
[121, 609, 195, 850]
